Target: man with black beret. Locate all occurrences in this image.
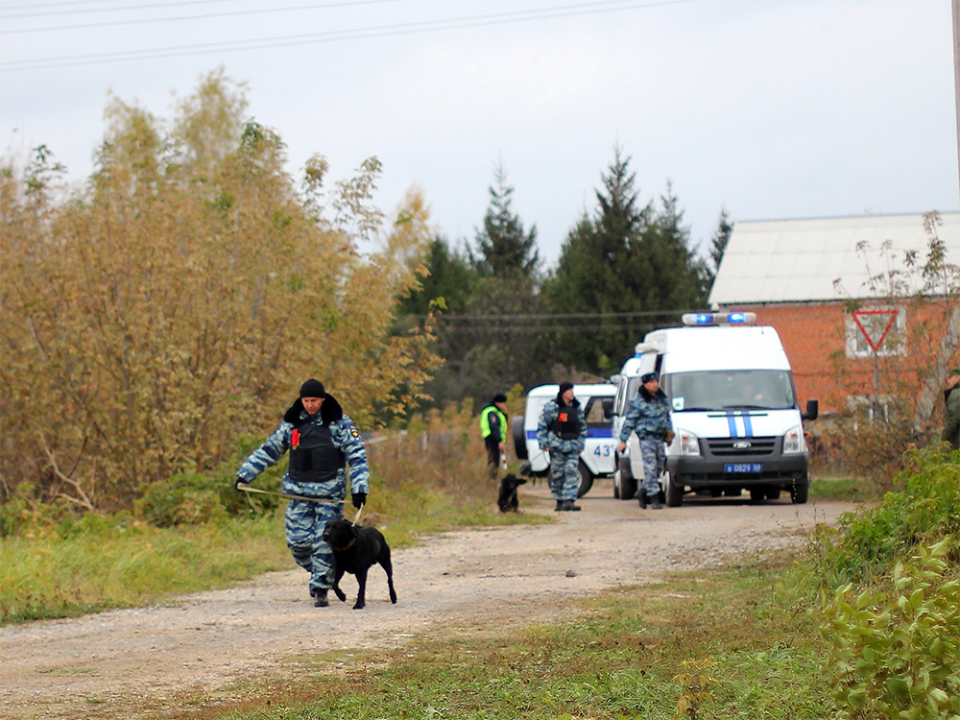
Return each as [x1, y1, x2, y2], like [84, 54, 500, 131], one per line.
[617, 372, 673, 509]
[236, 379, 370, 607]
[536, 381, 588, 511]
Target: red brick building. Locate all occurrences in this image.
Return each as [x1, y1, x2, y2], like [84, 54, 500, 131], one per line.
[708, 212, 960, 426]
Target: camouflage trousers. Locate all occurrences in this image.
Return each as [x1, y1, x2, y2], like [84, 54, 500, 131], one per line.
[285, 498, 343, 594]
[639, 436, 666, 497]
[548, 448, 581, 501]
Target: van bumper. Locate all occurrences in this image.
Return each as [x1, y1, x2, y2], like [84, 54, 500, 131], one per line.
[666, 454, 807, 488]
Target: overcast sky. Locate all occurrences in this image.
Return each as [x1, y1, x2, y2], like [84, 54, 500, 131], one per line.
[2, 0, 957, 268]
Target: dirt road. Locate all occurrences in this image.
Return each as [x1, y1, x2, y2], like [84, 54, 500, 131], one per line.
[0, 479, 856, 719]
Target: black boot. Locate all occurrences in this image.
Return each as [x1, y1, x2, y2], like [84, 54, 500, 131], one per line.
[651, 497, 663, 510]
[637, 489, 647, 509]
[312, 589, 329, 608]
[561, 500, 582, 511]
[554, 500, 565, 512]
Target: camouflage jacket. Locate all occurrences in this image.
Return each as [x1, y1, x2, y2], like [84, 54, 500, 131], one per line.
[619, 386, 672, 442]
[537, 397, 587, 455]
[237, 394, 369, 499]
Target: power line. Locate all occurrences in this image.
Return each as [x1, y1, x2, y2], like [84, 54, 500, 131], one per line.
[1, 0, 412, 33]
[0, 0, 705, 71]
[1, 0, 232, 20]
[403, 309, 691, 320]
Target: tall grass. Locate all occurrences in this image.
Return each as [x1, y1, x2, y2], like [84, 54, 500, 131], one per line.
[1, 404, 546, 624]
[0, 514, 288, 623]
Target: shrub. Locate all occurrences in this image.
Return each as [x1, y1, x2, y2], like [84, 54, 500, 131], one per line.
[810, 447, 960, 588]
[821, 536, 960, 719]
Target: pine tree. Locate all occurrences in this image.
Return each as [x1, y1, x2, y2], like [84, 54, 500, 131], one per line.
[471, 163, 540, 278]
[710, 207, 733, 272]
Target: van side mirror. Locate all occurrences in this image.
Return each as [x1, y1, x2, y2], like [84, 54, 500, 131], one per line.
[802, 399, 819, 422]
[602, 398, 614, 420]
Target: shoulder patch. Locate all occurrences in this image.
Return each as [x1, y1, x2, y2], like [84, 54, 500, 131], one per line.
[350, 425, 361, 439]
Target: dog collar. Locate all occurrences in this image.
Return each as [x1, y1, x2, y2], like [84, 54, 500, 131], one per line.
[332, 538, 356, 552]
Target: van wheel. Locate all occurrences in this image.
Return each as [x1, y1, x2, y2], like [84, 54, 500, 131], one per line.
[664, 471, 684, 507]
[766, 487, 781, 500]
[512, 416, 528, 460]
[614, 468, 636, 501]
[576, 461, 594, 498]
[790, 479, 808, 504]
[749, 487, 766, 503]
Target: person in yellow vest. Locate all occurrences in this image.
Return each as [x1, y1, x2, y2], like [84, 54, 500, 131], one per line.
[480, 393, 508, 479]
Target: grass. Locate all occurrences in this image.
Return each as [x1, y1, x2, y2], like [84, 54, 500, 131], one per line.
[0, 477, 550, 625]
[147, 551, 834, 720]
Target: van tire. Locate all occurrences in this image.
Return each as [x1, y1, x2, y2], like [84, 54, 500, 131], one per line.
[790, 479, 808, 505]
[749, 487, 766, 503]
[765, 487, 781, 500]
[664, 471, 684, 507]
[614, 469, 636, 501]
[576, 461, 594, 498]
[512, 416, 528, 460]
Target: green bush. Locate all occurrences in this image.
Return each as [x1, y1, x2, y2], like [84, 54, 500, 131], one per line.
[811, 447, 960, 588]
[821, 536, 960, 719]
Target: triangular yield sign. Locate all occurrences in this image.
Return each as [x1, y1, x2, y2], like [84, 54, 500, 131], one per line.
[852, 309, 899, 353]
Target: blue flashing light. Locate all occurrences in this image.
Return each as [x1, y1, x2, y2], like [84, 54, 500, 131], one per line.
[682, 311, 756, 326]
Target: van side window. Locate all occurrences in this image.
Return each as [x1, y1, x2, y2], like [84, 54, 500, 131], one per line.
[582, 398, 611, 428]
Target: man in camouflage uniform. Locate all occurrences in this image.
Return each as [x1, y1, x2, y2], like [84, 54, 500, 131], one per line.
[236, 379, 369, 608]
[942, 368, 960, 452]
[537, 381, 588, 512]
[617, 372, 672, 509]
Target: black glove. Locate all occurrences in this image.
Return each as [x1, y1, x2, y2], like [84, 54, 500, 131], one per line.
[351, 492, 367, 509]
[235, 476, 250, 491]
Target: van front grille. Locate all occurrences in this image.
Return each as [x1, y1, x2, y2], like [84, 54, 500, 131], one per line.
[707, 437, 777, 457]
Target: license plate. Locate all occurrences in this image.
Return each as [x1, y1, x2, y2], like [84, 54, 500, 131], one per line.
[725, 463, 763, 473]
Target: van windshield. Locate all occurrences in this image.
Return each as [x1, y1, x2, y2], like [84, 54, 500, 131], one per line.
[664, 370, 796, 412]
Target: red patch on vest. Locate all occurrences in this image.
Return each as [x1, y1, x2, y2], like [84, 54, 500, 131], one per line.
[558, 413, 568, 422]
[291, 429, 300, 449]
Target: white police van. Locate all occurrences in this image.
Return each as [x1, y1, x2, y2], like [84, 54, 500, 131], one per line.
[512, 383, 616, 498]
[612, 313, 817, 506]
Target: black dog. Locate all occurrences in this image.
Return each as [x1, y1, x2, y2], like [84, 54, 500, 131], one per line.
[498, 473, 527, 513]
[322, 517, 397, 610]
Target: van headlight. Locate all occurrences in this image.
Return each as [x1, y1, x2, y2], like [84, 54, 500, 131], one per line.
[783, 425, 806, 454]
[678, 430, 700, 456]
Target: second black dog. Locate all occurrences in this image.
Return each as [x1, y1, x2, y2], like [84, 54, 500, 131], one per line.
[498, 473, 527, 513]
[322, 517, 397, 610]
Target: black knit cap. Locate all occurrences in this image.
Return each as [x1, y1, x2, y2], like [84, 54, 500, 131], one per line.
[492, 393, 507, 404]
[558, 381, 574, 395]
[299, 378, 326, 399]
[641, 372, 659, 384]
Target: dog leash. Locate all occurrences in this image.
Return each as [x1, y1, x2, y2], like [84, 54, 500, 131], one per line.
[238, 485, 367, 523]
[237, 485, 342, 504]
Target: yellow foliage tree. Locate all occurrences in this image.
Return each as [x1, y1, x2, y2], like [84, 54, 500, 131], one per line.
[0, 69, 439, 511]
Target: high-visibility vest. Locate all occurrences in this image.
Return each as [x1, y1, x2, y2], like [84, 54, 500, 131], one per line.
[479, 405, 507, 442]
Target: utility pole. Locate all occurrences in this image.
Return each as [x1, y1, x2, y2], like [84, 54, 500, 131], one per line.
[954, 0, 960, 206]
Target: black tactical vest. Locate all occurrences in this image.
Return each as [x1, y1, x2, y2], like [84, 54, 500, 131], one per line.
[288, 422, 345, 483]
[550, 403, 581, 440]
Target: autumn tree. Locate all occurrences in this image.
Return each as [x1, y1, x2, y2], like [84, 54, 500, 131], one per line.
[0, 70, 438, 512]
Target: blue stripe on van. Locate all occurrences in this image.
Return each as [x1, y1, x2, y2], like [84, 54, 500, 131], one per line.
[742, 412, 753, 437]
[726, 412, 738, 437]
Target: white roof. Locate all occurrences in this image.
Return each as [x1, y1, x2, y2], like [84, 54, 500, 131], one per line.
[708, 212, 960, 306]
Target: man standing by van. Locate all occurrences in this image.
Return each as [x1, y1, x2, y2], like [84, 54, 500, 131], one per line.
[617, 372, 673, 509]
[480, 393, 509, 478]
[537, 382, 588, 511]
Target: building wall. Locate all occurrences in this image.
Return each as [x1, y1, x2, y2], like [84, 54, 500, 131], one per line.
[718, 301, 958, 415]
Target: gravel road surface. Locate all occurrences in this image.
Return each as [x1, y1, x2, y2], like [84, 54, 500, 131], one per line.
[0, 478, 856, 719]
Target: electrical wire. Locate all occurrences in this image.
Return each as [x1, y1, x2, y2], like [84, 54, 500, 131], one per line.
[1, 0, 233, 20]
[1, 0, 705, 71]
[1, 0, 412, 33]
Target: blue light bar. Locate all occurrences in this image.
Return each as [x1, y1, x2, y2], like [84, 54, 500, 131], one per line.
[682, 312, 756, 326]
